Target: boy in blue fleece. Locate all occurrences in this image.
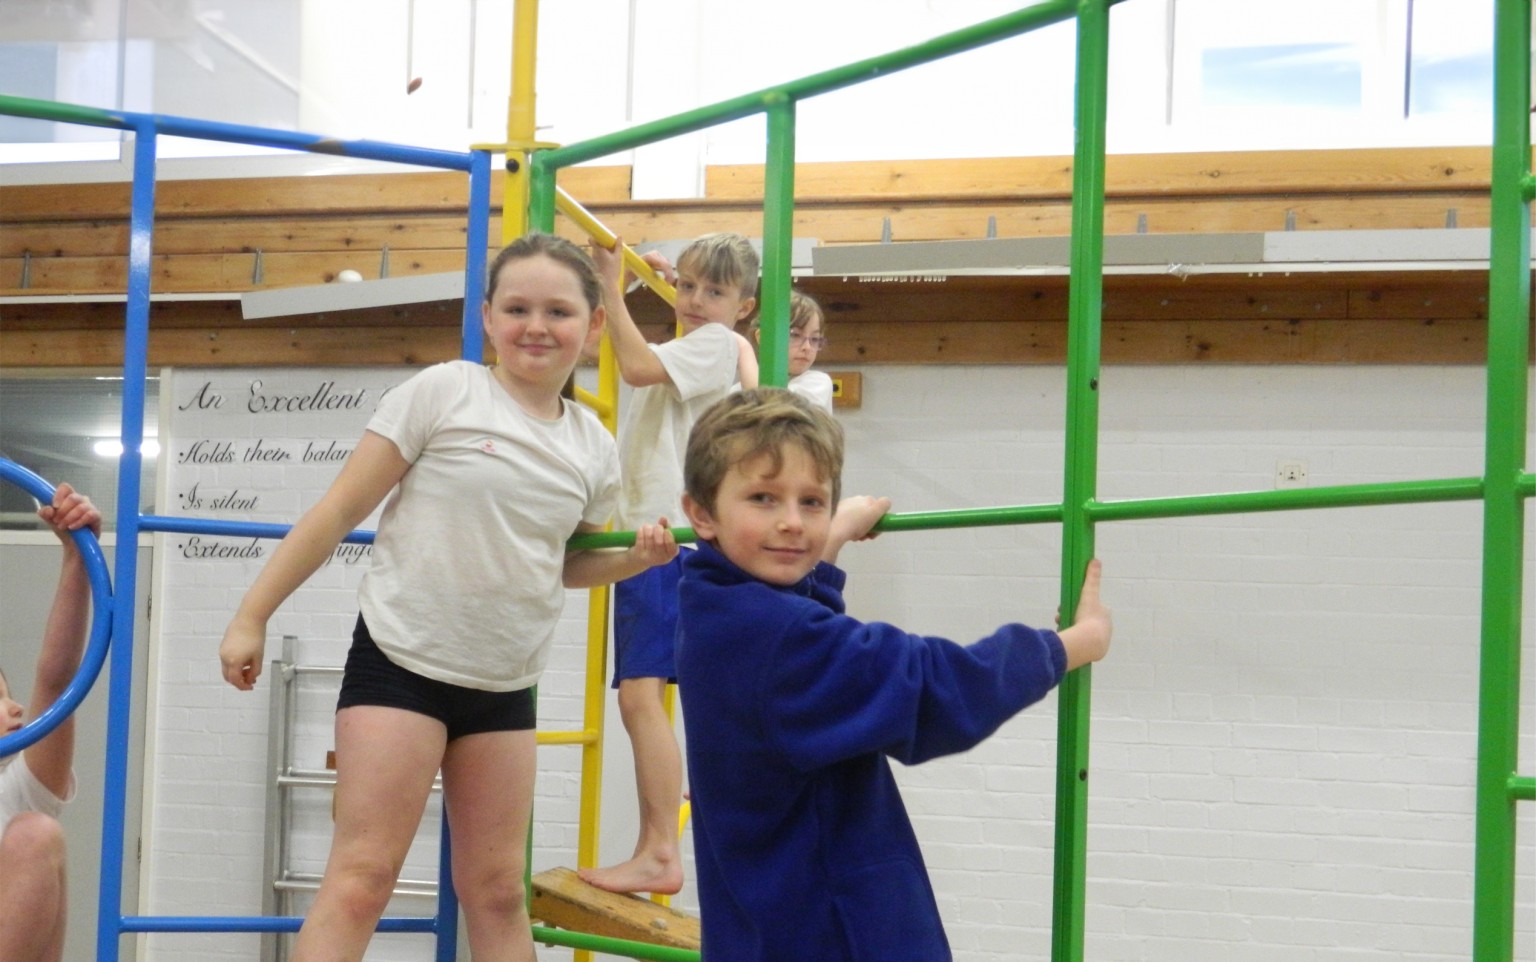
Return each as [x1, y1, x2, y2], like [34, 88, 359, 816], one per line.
[676, 388, 1112, 962]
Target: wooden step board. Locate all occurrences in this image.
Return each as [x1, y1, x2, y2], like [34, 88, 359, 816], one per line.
[530, 867, 701, 951]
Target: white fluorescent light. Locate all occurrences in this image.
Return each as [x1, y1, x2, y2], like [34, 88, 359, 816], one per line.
[94, 439, 161, 458]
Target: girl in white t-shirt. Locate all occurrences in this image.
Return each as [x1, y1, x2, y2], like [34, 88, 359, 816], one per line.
[218, 233, 677, 962]
[756, 289, 833, 412]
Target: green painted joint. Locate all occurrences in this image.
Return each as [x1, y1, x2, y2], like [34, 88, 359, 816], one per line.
[0, 93, 127, 129]
[1523, 176, 1536, 203]
[1512, 776, 1536, 801]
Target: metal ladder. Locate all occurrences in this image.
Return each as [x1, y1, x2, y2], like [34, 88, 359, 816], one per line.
[260, 635, 442, 961]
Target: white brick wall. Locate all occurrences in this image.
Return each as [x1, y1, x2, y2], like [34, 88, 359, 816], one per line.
[144, 363, 1535, 961]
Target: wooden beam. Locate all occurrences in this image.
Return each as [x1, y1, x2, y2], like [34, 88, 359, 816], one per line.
[1, 150, 1526, 368]
[705, 146, 1500, 202]
[0, 165, 631, 222]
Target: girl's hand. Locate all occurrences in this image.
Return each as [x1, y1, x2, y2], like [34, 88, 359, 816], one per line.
[630, 519, 679, 570]
[219, 617, 268, 691]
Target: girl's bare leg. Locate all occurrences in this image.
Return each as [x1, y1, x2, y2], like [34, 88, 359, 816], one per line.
[291, 706, 446, 962]
[441, 728, 539, 961]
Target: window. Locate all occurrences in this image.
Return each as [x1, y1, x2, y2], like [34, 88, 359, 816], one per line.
[0, 375, 160, 531]
[1407, 0, 1495, 119]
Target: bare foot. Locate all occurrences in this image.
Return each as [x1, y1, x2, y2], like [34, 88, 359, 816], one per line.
[577, 854, 683, 895]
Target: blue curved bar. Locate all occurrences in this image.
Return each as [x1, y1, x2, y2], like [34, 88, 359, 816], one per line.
[0, 460, 115, 758]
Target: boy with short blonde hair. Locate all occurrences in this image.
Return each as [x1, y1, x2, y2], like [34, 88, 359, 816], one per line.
[675, 388, 1113, 962]
[584, 232, 760, 895]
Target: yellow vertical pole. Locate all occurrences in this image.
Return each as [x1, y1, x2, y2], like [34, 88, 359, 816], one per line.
[503, 0, 539, 242]
[506, 8, 611, 961]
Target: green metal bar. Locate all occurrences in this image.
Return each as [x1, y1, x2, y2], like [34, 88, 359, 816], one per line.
[0, 93, 129, 129]
[1472, 2, 1531, 959]
[532, 925, 698, 962]
[758, 95, 797, 388]
[568, 503, 1063, 550]
[567, 476, 1490, 551]
[1508, 776, 1535, 802]
[1088, 477, 1483, 523]
[1519, 473, 1536, 498]
[532, 0, 1077, 173]
[1051, 3, 1111, 960]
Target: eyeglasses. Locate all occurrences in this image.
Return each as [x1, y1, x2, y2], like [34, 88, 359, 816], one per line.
[789, 332, 828, 349]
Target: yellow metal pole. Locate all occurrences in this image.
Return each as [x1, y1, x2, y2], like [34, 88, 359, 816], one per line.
[557, 188, 677, 304]
[578, 338, 621, 886]
[503, 0, 539, 242]
[505, 10, 607, 961]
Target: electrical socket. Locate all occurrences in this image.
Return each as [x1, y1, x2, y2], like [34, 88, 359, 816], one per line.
[1275, 459, 1309, 489]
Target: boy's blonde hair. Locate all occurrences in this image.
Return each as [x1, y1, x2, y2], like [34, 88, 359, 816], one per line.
[685, 388, 843, 516]
[677, 232, 761, 300]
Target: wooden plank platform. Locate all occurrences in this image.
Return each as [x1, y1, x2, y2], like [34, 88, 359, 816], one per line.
[530, 867, 700, 951]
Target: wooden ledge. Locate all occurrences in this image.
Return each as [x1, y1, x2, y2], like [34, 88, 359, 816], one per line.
[530, 867, 700, 951]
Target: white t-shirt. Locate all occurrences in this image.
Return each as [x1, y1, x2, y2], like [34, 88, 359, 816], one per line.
[616, 323, 741, 530]
[359, 361, 621, 692]
[788, 370, 835, 413]
[0, 753, 74, 826]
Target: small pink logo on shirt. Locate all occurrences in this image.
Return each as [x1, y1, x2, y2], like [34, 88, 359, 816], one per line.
[478, 439, 497, 454]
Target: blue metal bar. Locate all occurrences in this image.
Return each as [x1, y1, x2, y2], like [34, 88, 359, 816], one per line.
[138, 514, 376, 544]
[97, 119, 158, 962]
[121, 915, 436, 933]
[0, 461, 114, 758]
[462, 150, 495, 360]
[434, 823, 459, 962]
[0, 94, 474, 171]
[0, 95, 489, 962]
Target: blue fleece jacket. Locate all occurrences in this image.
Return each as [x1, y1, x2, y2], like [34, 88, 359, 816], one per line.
[676, 541, 1068, 962]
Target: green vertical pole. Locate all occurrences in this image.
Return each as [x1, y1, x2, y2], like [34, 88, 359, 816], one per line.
[1051, 2, 1110, 961]
[1472, 1, 1530, 960]
[529, 157, 556, 233]
[759, 94, 797, 389]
